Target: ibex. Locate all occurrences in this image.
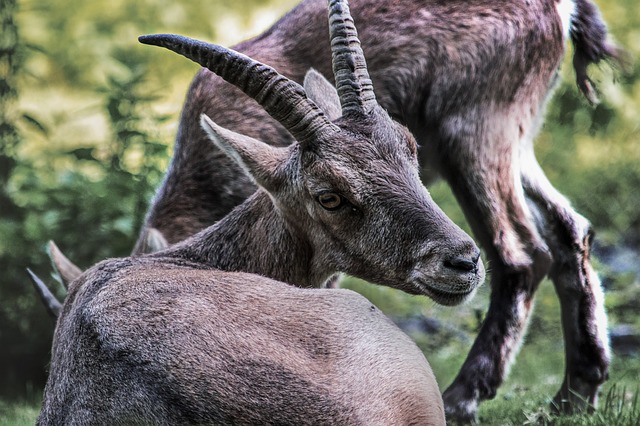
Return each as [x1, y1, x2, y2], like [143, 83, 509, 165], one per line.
[38, 1, 483, 423]
[34, 0, 619, 421]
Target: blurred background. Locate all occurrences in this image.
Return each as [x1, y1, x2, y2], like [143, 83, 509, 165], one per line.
[1, 0, 638, 423]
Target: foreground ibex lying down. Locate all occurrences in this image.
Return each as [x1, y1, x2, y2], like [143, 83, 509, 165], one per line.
[38, 1, 483, 423]
[116, 0, 617, 421]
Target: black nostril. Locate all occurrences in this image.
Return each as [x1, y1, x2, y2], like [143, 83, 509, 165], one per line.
[444, 254, 478, 273]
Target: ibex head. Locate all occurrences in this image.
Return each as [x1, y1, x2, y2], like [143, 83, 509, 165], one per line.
[139, 0, 484, 305]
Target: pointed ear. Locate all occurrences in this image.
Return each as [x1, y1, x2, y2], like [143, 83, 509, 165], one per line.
[200, 114, 288, 191]
[303, 69, 342, 121]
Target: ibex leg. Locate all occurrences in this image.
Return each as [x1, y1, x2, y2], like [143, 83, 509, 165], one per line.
[522, 158, 609, 414]
[437, 129, 551, 422]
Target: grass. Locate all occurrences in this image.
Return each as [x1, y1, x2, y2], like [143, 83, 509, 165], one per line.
[477, 382, 640, 425]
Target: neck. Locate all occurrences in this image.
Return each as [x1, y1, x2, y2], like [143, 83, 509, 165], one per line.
[159, 191, 330, 288]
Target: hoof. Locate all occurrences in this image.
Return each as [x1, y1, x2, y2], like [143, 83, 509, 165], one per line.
[443, 387, 479, 424]
[550, 379, 601, 415]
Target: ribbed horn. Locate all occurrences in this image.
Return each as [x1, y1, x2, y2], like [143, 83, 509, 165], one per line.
[139, 34, 335, 146]
[328, 0, 377, 116]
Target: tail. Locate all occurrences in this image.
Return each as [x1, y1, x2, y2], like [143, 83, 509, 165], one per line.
[570, 0, 624, 104]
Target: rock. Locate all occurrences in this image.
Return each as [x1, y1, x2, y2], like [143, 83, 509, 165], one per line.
[609, 324, 640, 356]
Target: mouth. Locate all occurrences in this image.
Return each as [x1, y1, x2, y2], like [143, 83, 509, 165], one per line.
[408, 253, 485, 306]
[412, 278, 479, 306]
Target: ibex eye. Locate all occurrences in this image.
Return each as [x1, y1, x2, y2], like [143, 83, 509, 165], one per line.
[317, 192, 343, 210]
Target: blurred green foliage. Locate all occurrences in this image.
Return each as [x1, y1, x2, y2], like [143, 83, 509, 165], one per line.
[0, 398, 40, 426]
[0, 0, 638, 407]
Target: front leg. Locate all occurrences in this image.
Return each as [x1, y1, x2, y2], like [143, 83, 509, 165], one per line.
[437, 145, 552, 423]
[443, 251, 550, 423]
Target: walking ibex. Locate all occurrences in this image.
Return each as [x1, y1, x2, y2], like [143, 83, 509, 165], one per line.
[38, 1, 483, 423]
[33, 0, 619, 421]
[121, 0, 618, 421]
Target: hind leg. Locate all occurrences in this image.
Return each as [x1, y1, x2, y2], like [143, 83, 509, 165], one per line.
[522, 157, 609, 414]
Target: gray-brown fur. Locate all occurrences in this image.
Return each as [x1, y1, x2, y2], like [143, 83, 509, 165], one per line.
[39, 2, 477, 423]
[129, 0, 619, 421]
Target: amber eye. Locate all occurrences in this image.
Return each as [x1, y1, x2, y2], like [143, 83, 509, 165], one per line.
[317, 192, 343, 210]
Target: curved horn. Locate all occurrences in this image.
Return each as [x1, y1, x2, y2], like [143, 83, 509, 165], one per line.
[139, 34, 335, 146]
[328, 0, 377, 116]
